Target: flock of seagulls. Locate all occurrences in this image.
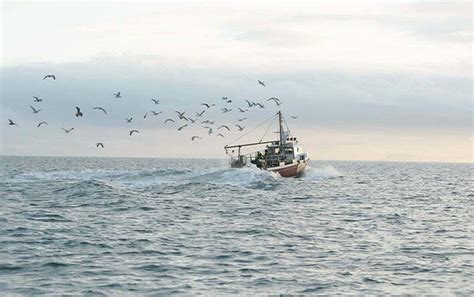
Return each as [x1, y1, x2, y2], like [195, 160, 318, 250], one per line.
[7, 77, 299, 149]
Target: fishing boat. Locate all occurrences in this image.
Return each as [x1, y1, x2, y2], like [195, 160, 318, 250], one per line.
[224, 111, 309, 177]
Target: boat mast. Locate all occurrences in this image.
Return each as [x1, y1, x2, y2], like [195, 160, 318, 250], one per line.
[278, 110, 284, 154]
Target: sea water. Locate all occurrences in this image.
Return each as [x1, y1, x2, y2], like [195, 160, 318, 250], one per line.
[0, 156, 472, 295]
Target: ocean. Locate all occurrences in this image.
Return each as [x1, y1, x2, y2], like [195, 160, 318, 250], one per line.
[0, 156, 472, 295]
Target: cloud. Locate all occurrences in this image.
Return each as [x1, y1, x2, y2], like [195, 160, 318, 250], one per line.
[1, 1, 471, 161]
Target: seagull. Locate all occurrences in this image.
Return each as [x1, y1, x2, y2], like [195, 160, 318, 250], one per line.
[191, 136, 201, 141]
[267, 97, 280, 103]
[8, 119, 18, 126]
[218, 125, 230, 131]
[258, 79, 266, 87]
[201, 120, 211, 124]
[178, 124, 188, 131]
[238, 107, 248, 113]
[207, 128, 213, 135]
[175, 111, 185, 117]
[33, 96, 43, 102]
[75, 106, 83, 117]
[217, 133, 225, 138]
[291, 116, 298, 120]
[195, 110, 205, 117]
[30, 106, 41, 114]
[245, 99, 256, 108]
[129, 129, 139, 136]
[201, 103, 215, 108]
[164, 118, 175, 123]
[227, 99, 232, 103]
[93, 107, 107, 115]
[144, 112, 149, 119]
[61, 127, 74, 133]
[37, 121, 48, 127]
[222, 96, 228, 101]
[237, 117, 247, 122]
[256, 103, 265, 109]
[151, 111, 163, 116]
[126, 117, 133, 123]
[221, 108, 231, 113]
[114, 92, 121, 98]
[235, 125, 245, 131]
[43, 74, 55, 80]
[189, 118, 196, 124]
[96, 142, 104, 148]
[151, 99, 160, 105]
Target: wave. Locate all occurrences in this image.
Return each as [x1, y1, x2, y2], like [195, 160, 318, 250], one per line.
[12, 168, 192, 182]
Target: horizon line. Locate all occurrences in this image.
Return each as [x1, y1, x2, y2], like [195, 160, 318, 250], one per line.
[0, 154, 471, 164]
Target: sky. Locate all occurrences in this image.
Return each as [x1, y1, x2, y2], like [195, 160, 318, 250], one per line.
[0, 0, 472, 162]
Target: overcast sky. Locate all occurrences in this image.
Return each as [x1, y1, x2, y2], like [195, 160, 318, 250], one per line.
[1, 0, 472, 162]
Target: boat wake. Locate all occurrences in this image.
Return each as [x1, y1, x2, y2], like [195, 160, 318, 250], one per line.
[301, 165, 343, 180]
[6, 163, 341, 191]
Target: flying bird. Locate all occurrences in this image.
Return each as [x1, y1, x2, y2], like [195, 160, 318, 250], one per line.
[217, 133, 225, 138]
[61, 127, 74, 133]
[96, 142, 104, 148]
[189, 118, 196, 124]
[93, 107, 107, 115]
[238, 108, 248, 113]
[164, 118, 175, 123]
[126, 117, 133, 123]
[237, 117, 247, 122]
[43, 75, 56, 80]
[75, 107, 83, 117]
[30, 106, 41, 114]
[236, 125, 245, 131]
[37, 121, 48, 127]
[256, 103, 265, 109]
[191, 136, 201, 141]
[33, 96, 43, 102]
[151, 99, 160, 105]
[218, 125, 230, 131]
[201, 103, 215, 108]
[222, 97, 228, 101]
[129, 129, 140, 136]
[267, 97, 280, 102]
[114, 92, 121, 98]
[195, 110, 205, 117]
[175, 111, 185, 117]
[258, 79, 266, 87]
[151, 111, 163, 116]
[291, 116, 298, 120]
[221, 108, 231, 113]
[178, 124, 188, 131]
[8, 119, 18, 126]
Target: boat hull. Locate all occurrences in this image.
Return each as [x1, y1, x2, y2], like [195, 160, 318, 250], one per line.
[267, 160, 308, 177]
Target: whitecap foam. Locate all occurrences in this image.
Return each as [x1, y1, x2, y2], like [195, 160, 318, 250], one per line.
[302, 165, 343, 180]
[191, 165, 280, 187]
